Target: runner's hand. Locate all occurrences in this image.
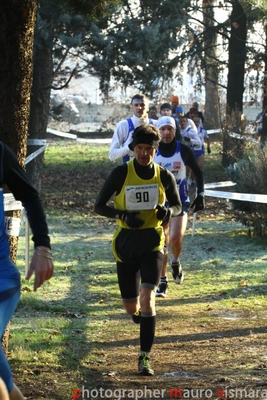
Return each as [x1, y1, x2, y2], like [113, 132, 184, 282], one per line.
[156, 205, 170, 223]
[120, 211, 144, 228]
[190, 194, 205, 213]
[27, 247, 54, 291]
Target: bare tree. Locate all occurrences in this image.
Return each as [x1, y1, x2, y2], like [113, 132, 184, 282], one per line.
[226, 0, 247, 114]
[203, 0, 221, 129]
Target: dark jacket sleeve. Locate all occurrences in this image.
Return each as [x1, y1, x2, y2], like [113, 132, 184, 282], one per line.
[94, 165, 127, 218]
[180, 143, 204, 194]
[1, 142, 51, 249]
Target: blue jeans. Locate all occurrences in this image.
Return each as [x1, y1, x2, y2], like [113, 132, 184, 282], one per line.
[0, 256, 21, 392]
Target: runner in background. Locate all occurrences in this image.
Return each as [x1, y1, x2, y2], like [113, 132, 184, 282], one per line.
[186, 102, 205, 125]
[179, 115, 202, 187]
[108, 94, 157, 163]
[171, 95, 179, 117]
[160, 103, 181, 140]
[192, 115, 211, 173]
[148, 106, 158, 120]
[154, 116, 204, 297]
[174, 106, 197, 133]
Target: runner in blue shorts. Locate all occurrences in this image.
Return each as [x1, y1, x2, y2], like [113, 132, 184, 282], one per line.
[154, 116, 205, 297]
[192, 115, 211, 174]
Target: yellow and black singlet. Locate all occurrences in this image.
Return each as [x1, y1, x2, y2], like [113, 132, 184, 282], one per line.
[112, 160, 166, 261]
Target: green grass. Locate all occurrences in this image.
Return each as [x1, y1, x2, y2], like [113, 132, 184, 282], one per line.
[44, 141, 115, 172]
[9, 139, 267, 399]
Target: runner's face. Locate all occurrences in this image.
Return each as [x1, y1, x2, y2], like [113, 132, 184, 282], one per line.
[159, 125, 175, 143]
[134, 143, 156, 166]
[193, 117, 200, 127]
[179, 117, 187, 129]
[132, 101, 148, 118]
[149, 109, 158, 119]
[160, 108, 172, 116]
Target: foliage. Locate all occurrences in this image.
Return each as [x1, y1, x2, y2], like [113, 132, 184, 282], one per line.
[34, 0, 266, 108]
[58, 0, 121, 19]
[34, 0, 122, 92]
[226, 143, 267, 236]
[80, 0, 265, 104]
[85, 0, 191, 98]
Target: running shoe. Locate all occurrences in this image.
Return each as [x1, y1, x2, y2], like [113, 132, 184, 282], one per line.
[171, 260, 184, 284]
[156, 281, 168, 298]
[138, 353, 154, 376]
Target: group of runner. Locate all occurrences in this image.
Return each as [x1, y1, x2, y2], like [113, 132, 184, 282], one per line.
[0, 93, 209, 398]
[95, 93, 208, 376]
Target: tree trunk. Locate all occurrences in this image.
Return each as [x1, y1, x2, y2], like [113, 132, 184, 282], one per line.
[0, 0, 36, 156]
[27, 16, 54, 193]
[226, 0, 247, 115]
[203, 0, 220, 129]
[0, 0, 37, 352]
[261, 24, 267, 145]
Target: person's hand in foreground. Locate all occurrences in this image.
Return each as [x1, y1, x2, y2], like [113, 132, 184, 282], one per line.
[26, 246, 54, 291]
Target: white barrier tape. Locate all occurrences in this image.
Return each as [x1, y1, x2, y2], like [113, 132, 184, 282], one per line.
[77, 138, 112, 144]
[204, 189, 267, 204]
[5, 217, 21, 236]
[191, 190, 197, 236]
[46, 127, 259, 145]
[25, 215, 30, 277]
[4, 193, 23, 211]
[27, 139, 47, 145]
[47, 127, 77, 139]
[47, 127, 112, 143]
[25, 145, 46, 165]
[50, 128, 219, 141]
[229, 132, 259, 144]
[207, 129, 221, 135]
[204, 181, 236, 189]
[4, 195, 29, 272]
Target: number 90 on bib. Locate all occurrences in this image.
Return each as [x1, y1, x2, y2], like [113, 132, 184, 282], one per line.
[125, 184, 159, 210]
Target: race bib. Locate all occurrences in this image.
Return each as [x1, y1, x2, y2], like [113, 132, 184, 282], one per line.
[193, 144, 202, 151]
[125, 184, 159, 210]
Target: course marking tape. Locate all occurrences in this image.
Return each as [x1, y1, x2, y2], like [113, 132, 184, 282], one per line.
[25, 145, 46, 165]
[204, 181, 236, 189]
[47, 127, 77, 139]
[4, 193, 23, 211]
[204, 190, 267, 204]
[27, 139, 47, 145]
[77, 138, 112, 144]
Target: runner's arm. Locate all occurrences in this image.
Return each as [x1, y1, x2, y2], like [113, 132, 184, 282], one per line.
[2, 142, 51, 249]
[180, 143, 204, 195]
[108, 121, 131, 161]
[1, 142, 53, 290]
[188, 128, 202, 147]
[94, 165, 127, 218]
